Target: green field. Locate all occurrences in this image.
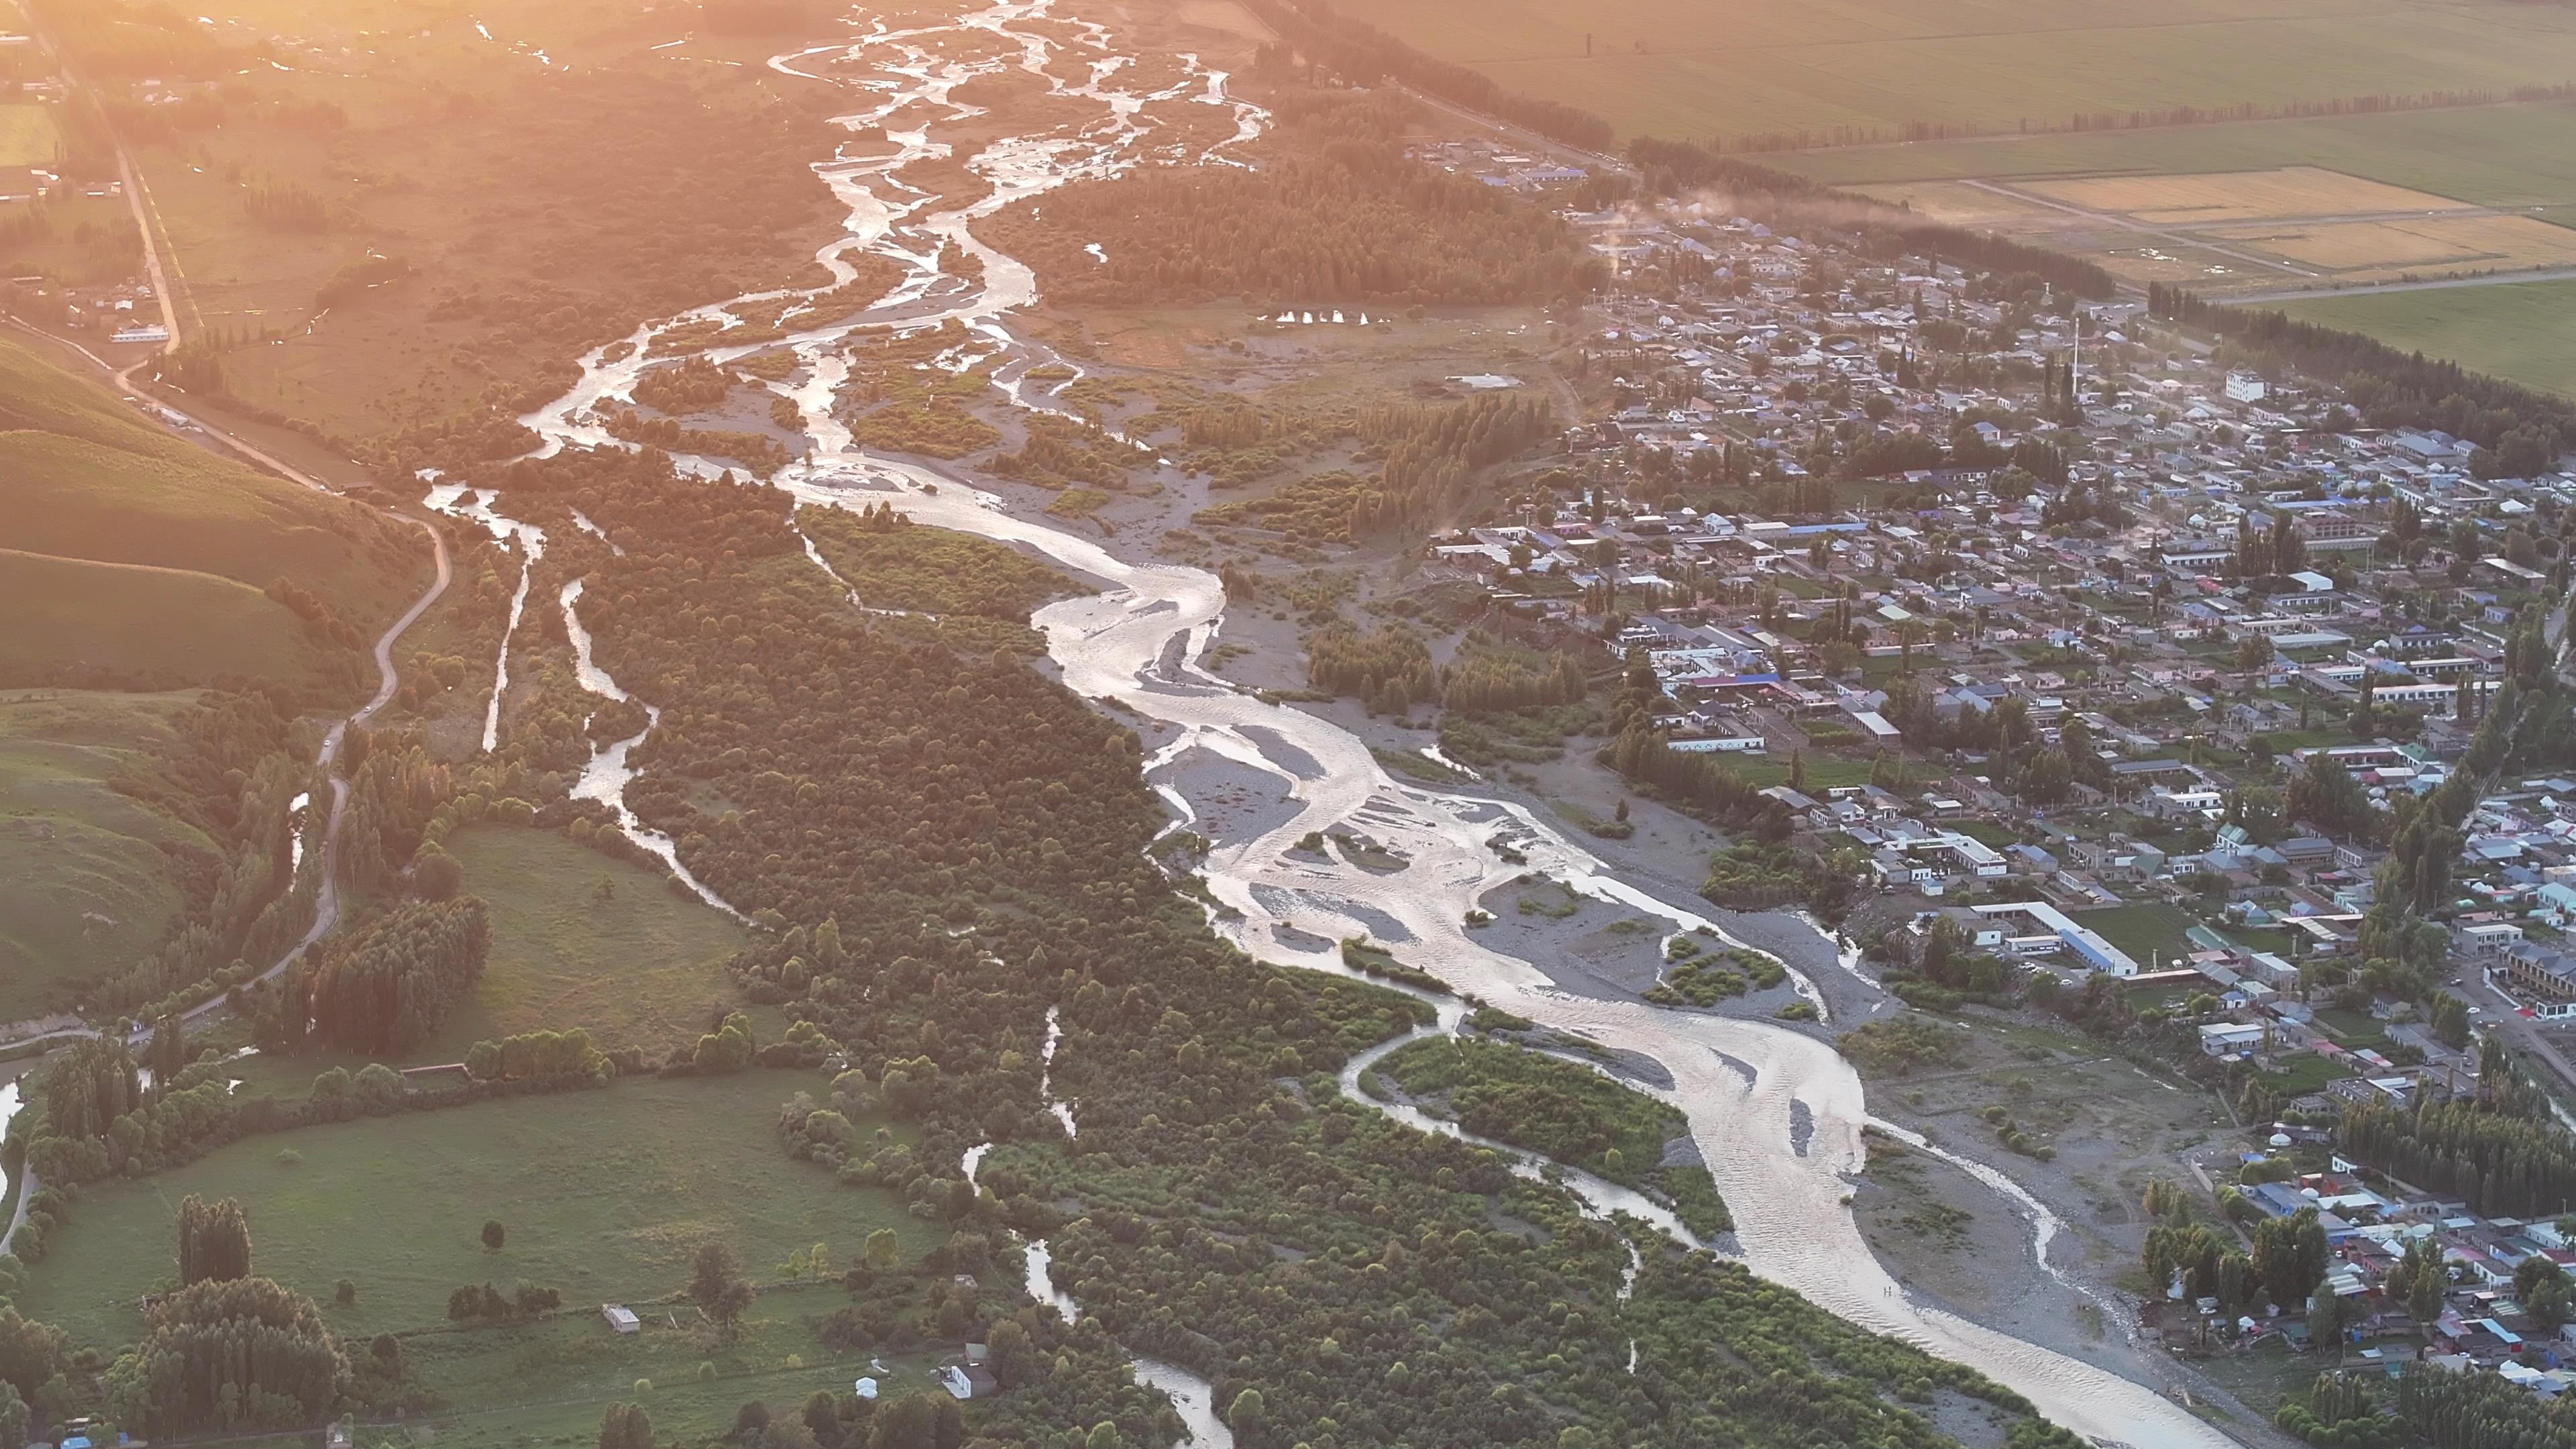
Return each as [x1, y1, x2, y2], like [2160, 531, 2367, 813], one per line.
[1768, 102, 2576, 201]
[2275, 278, 2576, 398]
[0, 547, 321, 688]
[0, 104, 56, 168]
[2074, 902, 2203, 973]
[0, 689, 213, 1023]
[439, 823, 755, 1056]
[1365, 0, 2576, 146]
[15, 1071, 938, 1350]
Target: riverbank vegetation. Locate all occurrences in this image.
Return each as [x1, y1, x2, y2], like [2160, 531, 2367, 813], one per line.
[0, 435, 2105, 1447]
[976, 87, 1601, 308]
[1374, 1034, 1731, 1236]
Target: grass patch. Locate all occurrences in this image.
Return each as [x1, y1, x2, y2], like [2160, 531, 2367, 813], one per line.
[1952, 818, 2018, 849]
[0, 689, 215, 1022]
[435, 824, 755, 1057]
[1375, 1035, 1729, 1236]
[15, 1069, 937, 1350]
[1837, 1014, 1969, 1079]
[2073, 902, 2203, 973]
[0, 105, 58, 168]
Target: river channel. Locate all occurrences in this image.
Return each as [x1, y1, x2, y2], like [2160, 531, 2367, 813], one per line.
[503, 2, 2233, 1444]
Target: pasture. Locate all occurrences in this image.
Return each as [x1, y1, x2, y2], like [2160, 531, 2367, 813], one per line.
[0, 690, 211, 1024]
[14, 1069, 938, 1348]
[1363, 0, 2576, 146]
[2276, 278, 2576, 399]
[439, 822, 755, 1055]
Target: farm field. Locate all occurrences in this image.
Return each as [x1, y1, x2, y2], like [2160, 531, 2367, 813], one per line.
[2275, 278, 2576, 398]
[0, 104, 56, 167]
[1769, 103, 2576, 202]
[437, 823, 755, 1056]
[1363, 0, 2576, 146]
[1848, 164, 2576, 293]
[0, 689, 211, 1024]
[13, 1070, 938, 1350]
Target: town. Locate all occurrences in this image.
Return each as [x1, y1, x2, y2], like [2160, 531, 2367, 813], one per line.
[1405, 131, 2576, 1410]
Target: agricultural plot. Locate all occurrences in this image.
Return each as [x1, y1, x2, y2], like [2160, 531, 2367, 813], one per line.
[2277, 278, 2576, 399]
[1365, 0, 2576, 146]
[2015, 168, 2464, 226]
[1854, 166, 2576, 292]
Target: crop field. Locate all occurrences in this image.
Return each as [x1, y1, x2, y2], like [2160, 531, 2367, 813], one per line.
[1772, 102, 2576, 203]
[1847, 162, 2576, 293]
[0, 104, 56, 168]
[15, 1070, 938, 1349]
[0, 690, 210, 1024]
[2015, 168, 2463, 225]
[2276, 278, 2576, 398]
[439, 823, 754, 1055]
[1364, 0, 2576, 146]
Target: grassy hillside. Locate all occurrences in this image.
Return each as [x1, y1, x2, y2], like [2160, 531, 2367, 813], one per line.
[0, 549, 318, 687]
[0, 689, 217, 1024]
[0, 336, 427, 691]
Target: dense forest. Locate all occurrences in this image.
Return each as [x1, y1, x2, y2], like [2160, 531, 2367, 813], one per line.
[975, 91, 1601, 307]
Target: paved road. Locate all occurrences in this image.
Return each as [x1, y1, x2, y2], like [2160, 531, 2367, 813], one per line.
[0, 376, 451, 1075]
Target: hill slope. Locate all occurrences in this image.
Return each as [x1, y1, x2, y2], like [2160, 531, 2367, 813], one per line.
[0, 336, 428, 692]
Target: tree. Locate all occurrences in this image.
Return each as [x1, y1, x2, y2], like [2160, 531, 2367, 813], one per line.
[1084, 1424, 1125, 1449]
[691, 1243, 742, 1307]
[413, 843, 464, 901]
[864, 1228, 900, 1272]
[483, 1220, 506, 1251]
[600, 1402, 653, 1449]
[101, 1277, 350, 1435]
[1226, 1389, 1265, 1436]
[177, 1195, 252, 1286]
[987, 1320, 1038, 1389]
